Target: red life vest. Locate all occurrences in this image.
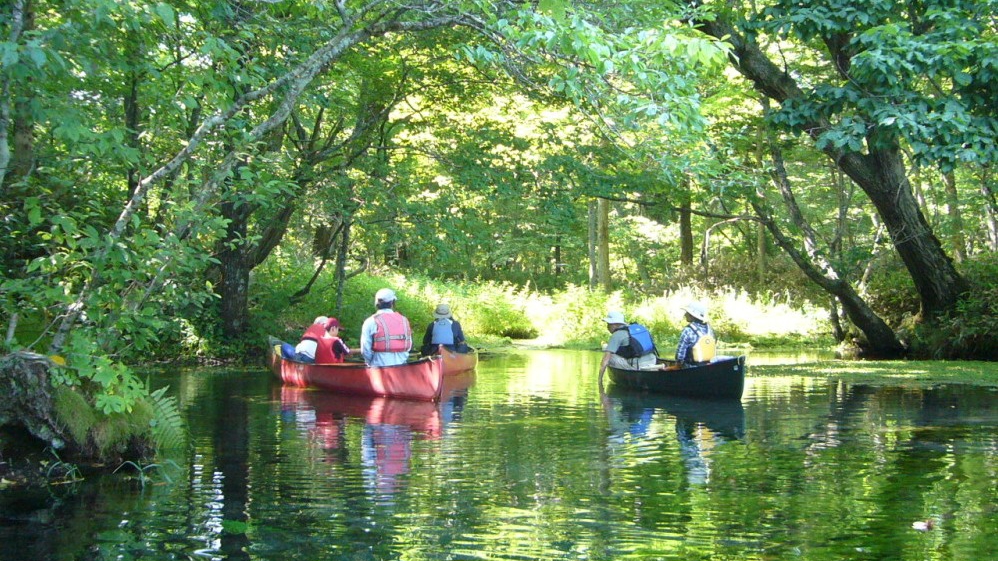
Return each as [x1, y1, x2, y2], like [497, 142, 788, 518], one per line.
[372, 312, 412, 353]
[300, 323, 327, 343]
[315, 336, 346, 364]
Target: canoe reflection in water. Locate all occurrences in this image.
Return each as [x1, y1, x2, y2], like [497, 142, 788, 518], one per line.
[277, 369, 474, 496]
[602, 388, 745, 485]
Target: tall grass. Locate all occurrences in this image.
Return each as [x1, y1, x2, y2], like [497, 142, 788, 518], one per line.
[253, 269, 830, 351]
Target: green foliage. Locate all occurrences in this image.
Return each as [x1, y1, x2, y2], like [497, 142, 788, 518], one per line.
[261, 272, 829, 353]
[461, 282, 539, 339]
[2, 0, 990, 368]
[755, 0, 998, 171]
[909, 255, 998, 359]
[147, 386, 186, 452]
[862, 257, 920, 326]
[114, 459, 182, 488]
[60, 334, 149, 415]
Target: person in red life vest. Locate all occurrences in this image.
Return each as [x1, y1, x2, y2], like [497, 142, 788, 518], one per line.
[294, 315, 331, 363]
[360, 288, 413, 367]
[314, 317, 353, 364]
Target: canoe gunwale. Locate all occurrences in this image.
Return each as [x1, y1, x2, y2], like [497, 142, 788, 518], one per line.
[607, 355, 746, 400]
[268, 336, 445, 401]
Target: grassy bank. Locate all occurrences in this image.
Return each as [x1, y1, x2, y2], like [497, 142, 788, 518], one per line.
[248, 268, 832, 356]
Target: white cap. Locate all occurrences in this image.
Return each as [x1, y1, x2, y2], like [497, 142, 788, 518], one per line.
[682, 302, 708, 322]
[374, 288, 397, 304]
[603, 311, 626, 324]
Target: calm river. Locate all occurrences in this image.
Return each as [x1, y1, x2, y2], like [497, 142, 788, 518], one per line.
[1, 350, 995, 561]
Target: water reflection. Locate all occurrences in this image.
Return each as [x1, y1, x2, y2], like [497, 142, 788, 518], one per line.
[277, 369, 474, 501]
[1, 352, 996, 561]
[602, 389, 745, 485]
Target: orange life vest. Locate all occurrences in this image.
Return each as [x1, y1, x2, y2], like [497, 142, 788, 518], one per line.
[300, 323, 326, 342]
[372, 312, 412, 353]
[315, 336, 346, 364]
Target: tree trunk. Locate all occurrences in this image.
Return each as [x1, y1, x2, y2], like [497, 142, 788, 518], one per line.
[123, 28, 143, 203]
[217, 196, 253, 339]
[829, 298, 845, 343]
[335, 220, 352, 313]
[596, 197, 611, 292]
[838, 147, 967, 319]
[756, 220, 766, 285]
[980, 166, 998, 251]
[588, 199, 598, 289]
[695, 9, 967, 321]
[0, 0, 27, 191]
[754, 199, 906, 357]
[1, 1, 34, 192]
[756, 108, 905, 357]
[942, 171, 965, 262]
[679, 189, 694, 266]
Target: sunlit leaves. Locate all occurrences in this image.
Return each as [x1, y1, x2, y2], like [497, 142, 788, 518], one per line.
[752, 0, 998, 170]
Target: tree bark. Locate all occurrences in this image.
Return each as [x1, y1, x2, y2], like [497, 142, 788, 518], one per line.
[597, 197, 611, 292]
[1, 1, 33, 192]
[754, 198, 906, 357]
[217, 194, 253, 338]
[980, 166, 998, 251]
[756, 220, 766, 285]
[694, 8, 967, 321]
[588, 199, 598, 289]
[0, 0, 27, 192]
[942, 171, 965, 262]
[679, 187, 694, 266]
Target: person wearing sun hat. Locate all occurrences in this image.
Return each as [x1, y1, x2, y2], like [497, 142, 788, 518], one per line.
[420, 302, 469, 356]
[675, 301, 716, 366]
[360, 288, 413, 366]
[598, 310, 659, 386]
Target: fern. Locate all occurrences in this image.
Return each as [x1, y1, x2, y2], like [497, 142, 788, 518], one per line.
[148, 386, 186, 452]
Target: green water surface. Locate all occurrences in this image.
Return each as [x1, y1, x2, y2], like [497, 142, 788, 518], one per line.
[1, 350, 994, 561]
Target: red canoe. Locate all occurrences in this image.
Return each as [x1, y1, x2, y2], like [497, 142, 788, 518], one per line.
[269, 337, 445, 401]
[436, 345, 479, 374]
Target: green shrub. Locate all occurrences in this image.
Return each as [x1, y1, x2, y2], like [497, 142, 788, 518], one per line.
[862, 256, 920, 326]
[909, 255, 998, 359]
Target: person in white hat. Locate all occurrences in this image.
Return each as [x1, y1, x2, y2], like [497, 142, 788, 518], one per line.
[420, 303, 469, 356]
[675, 301, 716, 366]
[598, 310, 659, 386]
[360, 288, 413, 366]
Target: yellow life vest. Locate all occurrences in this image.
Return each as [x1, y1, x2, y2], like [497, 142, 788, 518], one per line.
[691, 333, 716, 363]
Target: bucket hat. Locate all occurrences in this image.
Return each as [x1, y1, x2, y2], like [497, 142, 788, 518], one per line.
[603, 311, 626, 324]
[682, 302, 708, 322]
[433, 303, 452, 319]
